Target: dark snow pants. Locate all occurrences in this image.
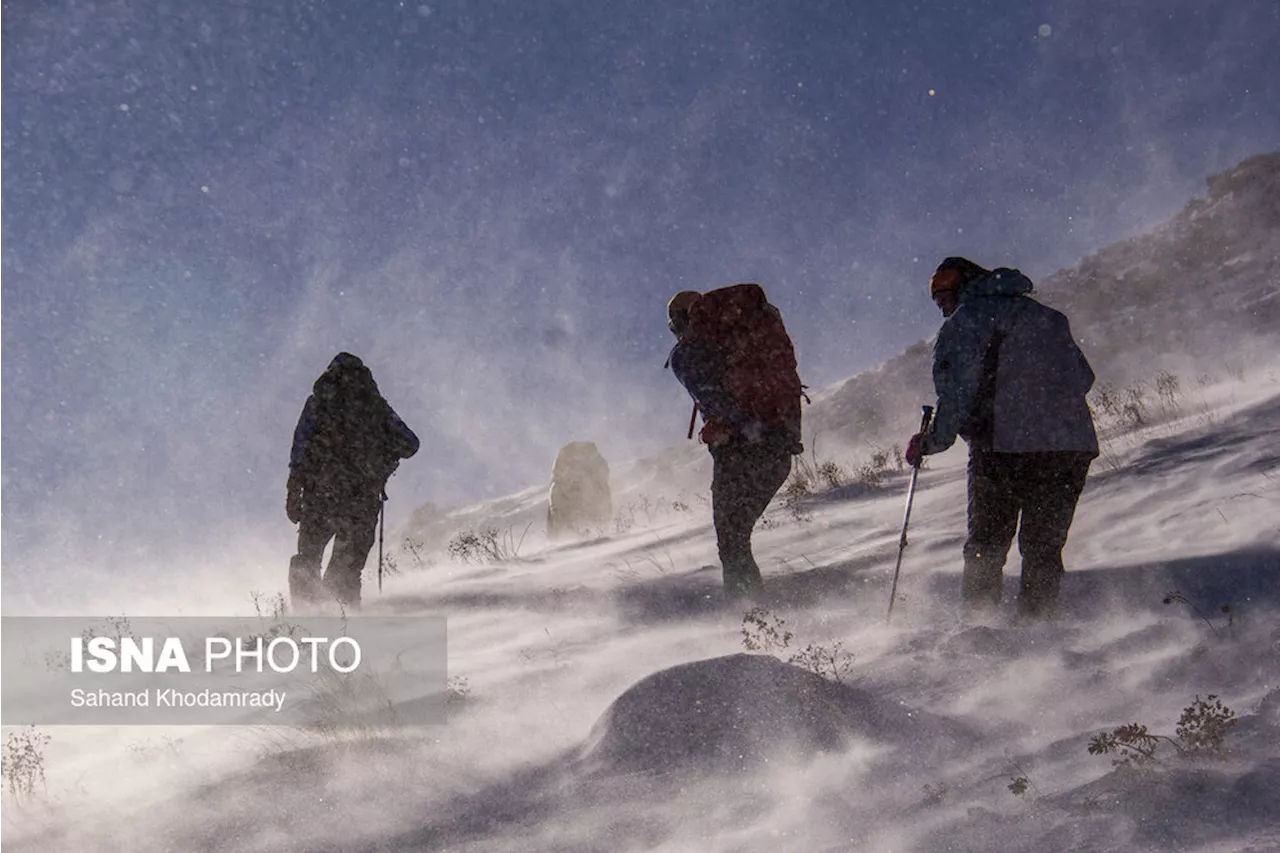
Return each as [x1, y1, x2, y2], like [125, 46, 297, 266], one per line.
[289, 495, 381, 608]
[963, 449, 1093, 618]
[710, 441, 793, 595]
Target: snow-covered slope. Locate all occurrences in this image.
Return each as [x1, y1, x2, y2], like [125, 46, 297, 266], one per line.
[4, 155, 1279, 853]
[6, 357, 1279, 853]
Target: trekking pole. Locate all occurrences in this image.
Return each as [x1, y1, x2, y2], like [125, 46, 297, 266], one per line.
[887, 405, 934, 622]
[687, 402, 699, 440]
[378, 488, 387, 593]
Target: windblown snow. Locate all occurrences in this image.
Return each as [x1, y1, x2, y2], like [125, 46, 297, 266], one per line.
[3, 157, 1279, 853]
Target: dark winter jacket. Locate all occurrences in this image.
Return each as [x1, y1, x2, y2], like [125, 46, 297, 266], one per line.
[289, 354, 419, 507]
[923, 269, 1099, 456]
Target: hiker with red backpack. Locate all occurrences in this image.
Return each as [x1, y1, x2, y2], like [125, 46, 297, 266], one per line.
[666, 285, 805, 597]
[286, 352, 420, 609]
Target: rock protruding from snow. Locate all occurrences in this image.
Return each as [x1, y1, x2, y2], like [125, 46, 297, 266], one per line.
[546, 441, 612, 540]
[578, 653, 972, 775]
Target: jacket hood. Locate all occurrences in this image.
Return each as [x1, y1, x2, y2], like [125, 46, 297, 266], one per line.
[314, 352, 377, 398]
[960, 268, 1034, 300]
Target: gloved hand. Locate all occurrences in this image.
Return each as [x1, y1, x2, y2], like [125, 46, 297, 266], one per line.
[905, 433, 925, 468]
[286, 473, 304, 523]
[699, 419, 732, 447]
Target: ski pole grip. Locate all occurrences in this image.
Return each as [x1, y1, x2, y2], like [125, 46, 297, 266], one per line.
[919, 405, 934, 432]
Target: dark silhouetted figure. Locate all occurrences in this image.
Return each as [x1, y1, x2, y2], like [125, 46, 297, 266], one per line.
[286, 353, 419, 609]
[906, 258, 1098, 620]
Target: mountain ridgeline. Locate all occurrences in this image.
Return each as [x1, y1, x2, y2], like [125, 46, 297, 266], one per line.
[807, 151, 1280, 453]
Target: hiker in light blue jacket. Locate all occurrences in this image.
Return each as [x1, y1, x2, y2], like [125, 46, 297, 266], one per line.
[905, 257, 1098, 619]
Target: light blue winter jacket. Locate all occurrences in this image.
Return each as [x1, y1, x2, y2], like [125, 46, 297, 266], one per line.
[922, 268, 1099, 456]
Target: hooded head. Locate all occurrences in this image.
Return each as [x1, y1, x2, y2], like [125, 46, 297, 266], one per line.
[929, 257, 991, 317]
[328, 351, 362, 369]
[929, 257, 990, 297]
[314, 351, 377, 399]
[929, 258, 1034, 317]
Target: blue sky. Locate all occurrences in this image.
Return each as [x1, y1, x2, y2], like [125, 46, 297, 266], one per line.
[3, 0, 1278, 604]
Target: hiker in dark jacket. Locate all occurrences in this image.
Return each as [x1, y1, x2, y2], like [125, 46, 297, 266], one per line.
[286, 352, 419, 608]
[666, 289, 801, 597]
[906, 258, 1098, 619]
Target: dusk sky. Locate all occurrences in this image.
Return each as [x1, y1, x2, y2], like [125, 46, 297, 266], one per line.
[3, 0, 1278, 606]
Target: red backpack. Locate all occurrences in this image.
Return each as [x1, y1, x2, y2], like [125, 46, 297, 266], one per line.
[685, 283, 804, 440]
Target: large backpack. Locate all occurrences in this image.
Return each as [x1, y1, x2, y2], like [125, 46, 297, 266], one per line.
[685, 283, 804, 442]
[298, 368, 403, 494]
